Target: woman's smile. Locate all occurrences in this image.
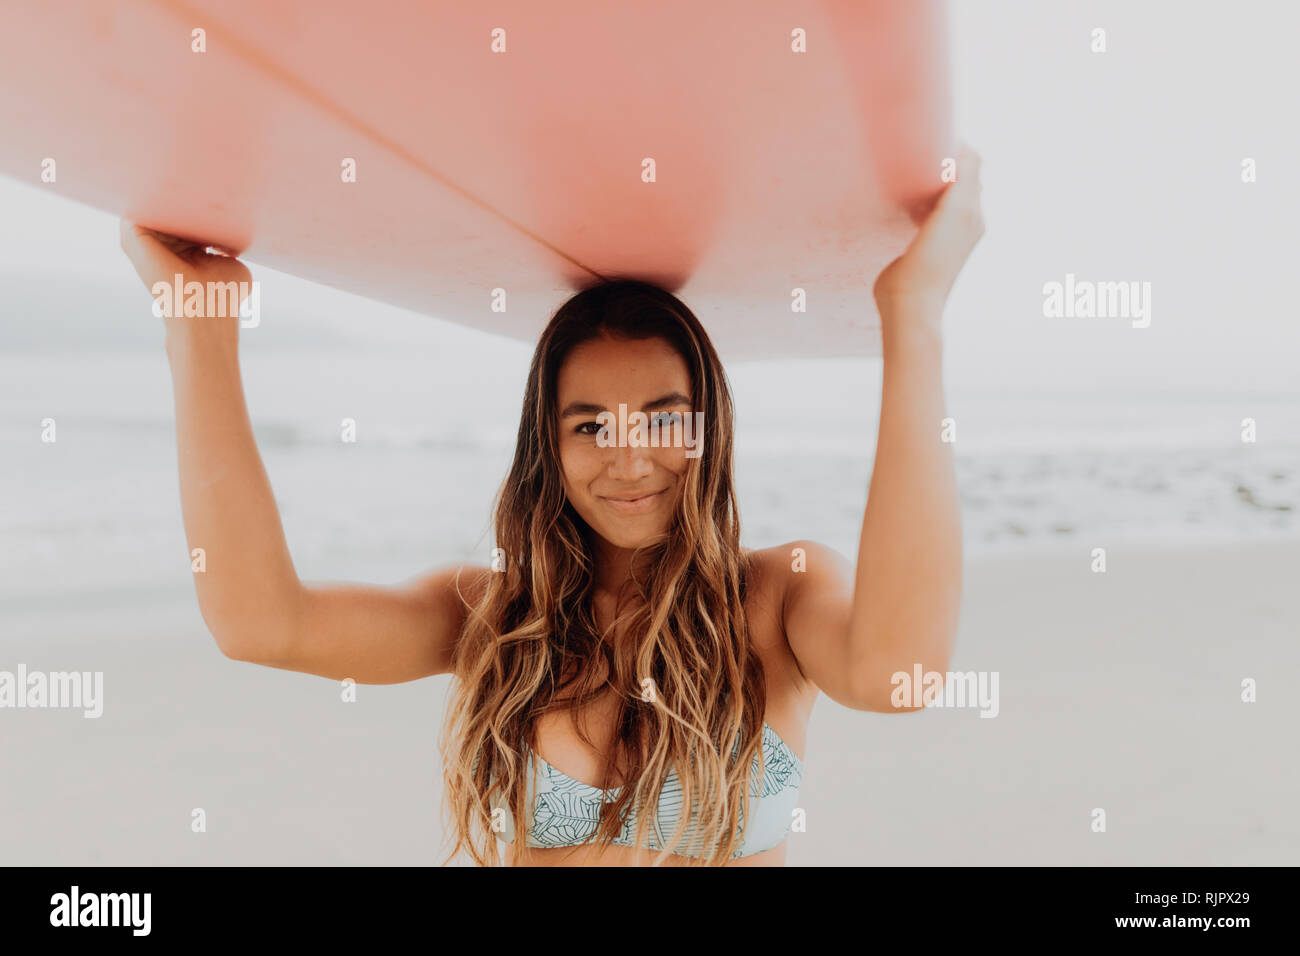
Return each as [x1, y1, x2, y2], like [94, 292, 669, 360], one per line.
[600, 488, 668, 516]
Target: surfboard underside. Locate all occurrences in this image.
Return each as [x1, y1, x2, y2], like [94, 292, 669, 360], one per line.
[0, 0, 952, 358]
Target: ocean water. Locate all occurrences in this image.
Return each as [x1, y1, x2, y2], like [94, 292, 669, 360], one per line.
[1, 346, 1297, 608]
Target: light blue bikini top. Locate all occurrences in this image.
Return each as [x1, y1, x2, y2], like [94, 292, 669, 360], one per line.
[492, 721, 803, 860]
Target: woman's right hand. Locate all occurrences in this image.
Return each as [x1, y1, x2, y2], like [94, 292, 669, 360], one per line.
[119, 219, 251, 345]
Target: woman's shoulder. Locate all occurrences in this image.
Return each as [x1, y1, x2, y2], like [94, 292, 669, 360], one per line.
[410, 563, 494, 627]
[741, 540, 852, 616]
[743, 540, 851, 584]
[741, 542, 846, 711]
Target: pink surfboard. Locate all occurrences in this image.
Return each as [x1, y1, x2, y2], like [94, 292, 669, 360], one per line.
[0, 0, 952, 358]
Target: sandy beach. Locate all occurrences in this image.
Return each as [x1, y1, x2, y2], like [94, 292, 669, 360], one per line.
[3, 535, 1295, 866]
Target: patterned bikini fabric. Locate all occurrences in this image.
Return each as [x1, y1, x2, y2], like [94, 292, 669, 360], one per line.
[500, 721, 803, 859]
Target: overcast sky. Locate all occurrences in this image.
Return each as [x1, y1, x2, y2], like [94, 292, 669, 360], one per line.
[2, 0, 1296, 395]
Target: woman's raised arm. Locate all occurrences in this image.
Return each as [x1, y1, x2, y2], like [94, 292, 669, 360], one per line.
[781, 146, 984, 711]
[120, 221, 482, 683]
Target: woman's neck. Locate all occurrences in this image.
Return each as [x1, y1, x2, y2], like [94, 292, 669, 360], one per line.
[590, 536, 652, 596]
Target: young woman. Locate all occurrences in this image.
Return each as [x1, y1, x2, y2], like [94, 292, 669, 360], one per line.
[119, 148, 984, 866]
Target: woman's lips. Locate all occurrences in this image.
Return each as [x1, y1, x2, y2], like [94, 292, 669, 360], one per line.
[600, 490, 666, 516]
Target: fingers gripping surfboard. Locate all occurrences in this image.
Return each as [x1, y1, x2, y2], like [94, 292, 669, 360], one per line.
[0, 0, 952, 358]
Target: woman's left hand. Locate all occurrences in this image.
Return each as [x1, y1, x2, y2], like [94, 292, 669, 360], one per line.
[873, 144, 985, 336]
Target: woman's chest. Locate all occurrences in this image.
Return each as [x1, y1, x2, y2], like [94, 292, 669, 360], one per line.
[530, 584, 814, 789]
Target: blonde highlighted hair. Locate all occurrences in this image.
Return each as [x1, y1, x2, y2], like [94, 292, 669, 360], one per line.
[438, 279, 765, 866]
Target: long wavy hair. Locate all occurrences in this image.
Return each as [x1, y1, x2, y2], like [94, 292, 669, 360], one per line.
[438, 278, 765, 866]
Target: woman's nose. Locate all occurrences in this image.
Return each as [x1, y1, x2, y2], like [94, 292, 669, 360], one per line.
[606, 439, 654, 480]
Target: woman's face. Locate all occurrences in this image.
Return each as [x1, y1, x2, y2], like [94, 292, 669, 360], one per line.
[555, 334, 694, 550]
